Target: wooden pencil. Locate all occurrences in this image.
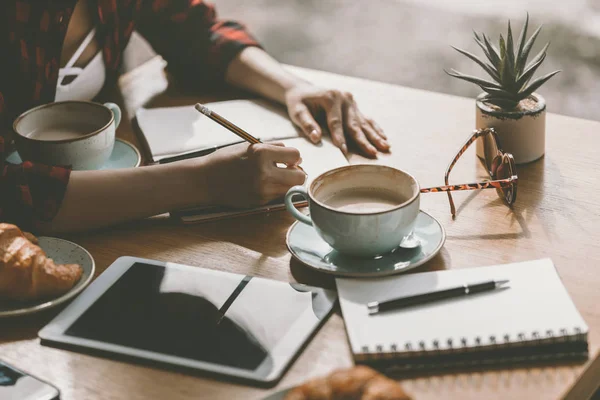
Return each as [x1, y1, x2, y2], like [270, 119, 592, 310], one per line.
[195, 103, 261, 144]
[194, 103, 306, 174]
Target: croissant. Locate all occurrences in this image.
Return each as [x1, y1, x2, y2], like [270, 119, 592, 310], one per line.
[0, 223, 83, 301]
[285, 366, 412, 400]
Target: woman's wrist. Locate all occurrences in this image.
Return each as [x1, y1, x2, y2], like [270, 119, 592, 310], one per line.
[160, 157, 215, 209]
[225, 47, 309, 105]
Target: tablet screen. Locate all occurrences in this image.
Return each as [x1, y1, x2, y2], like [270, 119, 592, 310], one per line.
[64, 262, 319, 371]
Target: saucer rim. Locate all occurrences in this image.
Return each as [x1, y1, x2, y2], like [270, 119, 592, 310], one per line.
[6, 138, 141, 170]
[117, 138, 142, 168]
[286, 210, 446, 278]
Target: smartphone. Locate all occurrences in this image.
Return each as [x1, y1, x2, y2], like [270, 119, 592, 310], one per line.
[0, 360, 60, 400]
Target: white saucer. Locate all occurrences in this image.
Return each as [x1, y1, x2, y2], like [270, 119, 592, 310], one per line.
[0, 237, 95, 318]
[286, 210, 445, 278]
[6, 138, 141, 170]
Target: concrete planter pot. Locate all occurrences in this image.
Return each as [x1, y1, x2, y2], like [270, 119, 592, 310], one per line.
[475, 92, 546, 164]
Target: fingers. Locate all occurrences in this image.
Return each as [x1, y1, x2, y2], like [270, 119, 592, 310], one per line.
[270, 145, 302, 166]
[257, 166, 306, 204]
[246, 143, 307, 205]
[250, 143, 301, 166]
[270, 166, 306, 187]
[286, 86, 389, 156]
[366, 117, 387, 140]
[358, 109, 390, 152]
[323, 90, 388, 157]
[325, 94, 347, 155]
[344, 102, 378, 158]
[290, 103, 322, 144]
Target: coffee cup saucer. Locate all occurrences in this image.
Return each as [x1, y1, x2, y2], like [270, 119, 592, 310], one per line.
[6, 138, 141, 170]
[286, 210, 445, 278]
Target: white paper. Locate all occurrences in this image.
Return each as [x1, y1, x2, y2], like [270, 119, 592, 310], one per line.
[136, 99, 301, 160]
[336, 259, 588, 355]
[279, 137, 348, 186]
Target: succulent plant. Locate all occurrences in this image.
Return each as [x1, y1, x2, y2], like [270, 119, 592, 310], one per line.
[446, 14, 560, 109]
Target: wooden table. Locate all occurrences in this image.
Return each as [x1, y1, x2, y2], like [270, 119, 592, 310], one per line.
[1, 66, 599, 400]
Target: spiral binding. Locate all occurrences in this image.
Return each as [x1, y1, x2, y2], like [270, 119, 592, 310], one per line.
[356, 326, 588, 364]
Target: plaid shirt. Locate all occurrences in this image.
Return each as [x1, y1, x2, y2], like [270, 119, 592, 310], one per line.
[0, 0, 260, 230]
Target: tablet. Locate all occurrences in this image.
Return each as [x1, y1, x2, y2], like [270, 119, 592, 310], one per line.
[39, 256, 336, 386]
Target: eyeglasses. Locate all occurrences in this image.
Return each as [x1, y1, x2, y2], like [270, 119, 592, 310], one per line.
[421, 128, 518, 217]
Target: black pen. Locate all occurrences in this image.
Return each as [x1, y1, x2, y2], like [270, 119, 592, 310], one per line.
[367, 279, 510, 315]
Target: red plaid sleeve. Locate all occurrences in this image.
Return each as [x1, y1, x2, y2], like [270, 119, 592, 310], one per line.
[137, 0, 261, 89]
[0, 135, 71, 232]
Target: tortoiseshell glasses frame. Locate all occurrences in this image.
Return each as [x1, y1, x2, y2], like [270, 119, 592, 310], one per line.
[421, 128, 518, 217]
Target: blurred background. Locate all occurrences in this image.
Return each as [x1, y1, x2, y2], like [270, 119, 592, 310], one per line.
[217, 0, 600, 121]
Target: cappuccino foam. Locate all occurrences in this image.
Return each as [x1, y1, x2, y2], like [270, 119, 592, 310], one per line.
[323, 188, 407, 213]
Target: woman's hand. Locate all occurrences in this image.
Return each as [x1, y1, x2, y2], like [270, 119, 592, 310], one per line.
[47, 143, 303, 233]
[285, 84, 390, 158]
[187, 142, 305, 208]
[225, 48, 388, 157]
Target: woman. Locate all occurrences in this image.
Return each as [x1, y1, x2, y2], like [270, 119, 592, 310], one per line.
[0, 0, 389, 233]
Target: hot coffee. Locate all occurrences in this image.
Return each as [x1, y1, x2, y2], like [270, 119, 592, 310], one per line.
[323, 188, 406, 213]
[13, 101, 121, 170]
[285, 164, 420, 257]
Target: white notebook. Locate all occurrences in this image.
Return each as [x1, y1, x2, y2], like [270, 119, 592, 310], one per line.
[336, 259, 589, 371]
[135, 99, 349, 223]
[136, 99, 301, 162]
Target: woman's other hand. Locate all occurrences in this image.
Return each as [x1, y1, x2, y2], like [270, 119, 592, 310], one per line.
[187, 142, 305, 208]
[285, 84, 390, 158]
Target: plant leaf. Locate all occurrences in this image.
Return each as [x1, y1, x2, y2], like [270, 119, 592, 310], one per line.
[516, 42, 550, 89]
[474, 36, 501, 68]
[523, 42, 550, 72]
[473, 30, 482, 42]
[480, 87, 520, 100]
[445, 69, 503, 90]
[482, 33, 501, 67]
[481, 96, 520, 109]
[506, 20, 516, 77]
[519, 70, 561, 97]
[499, 34, 506, 58]
[516, 52, 546, 90]
[498, 34, 507, 85]
[515, 13, 530, 75]
[451, 46, 501, 82]
[474, 36, 492, 60]
[499, 34, 518, 92]
[500, 60, 516, 92]
[517, 24, 543, 73]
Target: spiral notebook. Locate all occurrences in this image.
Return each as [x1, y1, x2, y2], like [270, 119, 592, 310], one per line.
[336, 259, 589, 371]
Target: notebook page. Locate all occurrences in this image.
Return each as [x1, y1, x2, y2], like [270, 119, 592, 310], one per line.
[136, 99, 301, 160]
[279, 137, 348, 186]
[336, 259, 588, 355]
